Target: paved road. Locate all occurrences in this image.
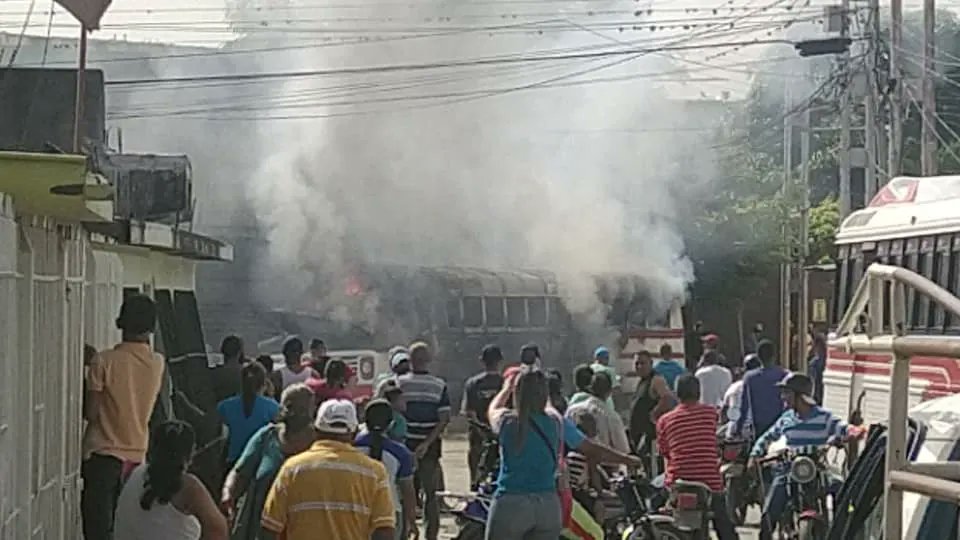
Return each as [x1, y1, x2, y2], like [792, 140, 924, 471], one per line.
[435, 438, 762, 539]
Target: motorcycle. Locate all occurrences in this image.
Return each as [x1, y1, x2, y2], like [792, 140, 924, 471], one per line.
[443, 419, 499, 540]
[757, 445, 844, 540]
[611, 471, 710, 540]
[719, 437, 761, 526]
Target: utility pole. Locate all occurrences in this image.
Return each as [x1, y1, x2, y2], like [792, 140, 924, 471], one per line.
[781, 84, 794, 369]
[865, 0, 884, 202]
[921, 0, 938, 176]
[797, 106, 812, 369]
[890, 0, 904, 177]
[839, 0, 853, 217]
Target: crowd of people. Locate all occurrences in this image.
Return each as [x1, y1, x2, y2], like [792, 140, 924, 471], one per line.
[80, 294, 852, 540]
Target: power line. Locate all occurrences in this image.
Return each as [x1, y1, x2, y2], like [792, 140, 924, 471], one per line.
[103, 37, 797, 88]
[904, 83, 960, 166]
[0, 2, 848, 16]
[109, 55, 791, 118]
[3, 0, 35, 67]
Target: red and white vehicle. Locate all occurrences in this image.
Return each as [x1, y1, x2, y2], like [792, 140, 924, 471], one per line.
[326, 349, 389, 402]
[826, 175, 960, 423]
[270, 348, 388, 402]
[616, 298, 686, 394]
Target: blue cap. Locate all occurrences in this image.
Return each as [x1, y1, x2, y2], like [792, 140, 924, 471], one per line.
[593, 346, 610, 359]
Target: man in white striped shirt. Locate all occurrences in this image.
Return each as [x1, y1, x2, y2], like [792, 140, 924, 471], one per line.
[396, 342, 450, 540]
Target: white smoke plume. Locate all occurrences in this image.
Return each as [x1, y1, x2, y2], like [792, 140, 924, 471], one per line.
[235, 0, 711, 328]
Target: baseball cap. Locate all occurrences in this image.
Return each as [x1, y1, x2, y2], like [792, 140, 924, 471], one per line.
[593, 346, 610, 359]
[390, 351, 410, 369]
[701, 334, 719, 345]
[314, 399, 359, 434]
[776, 373, 817, 405]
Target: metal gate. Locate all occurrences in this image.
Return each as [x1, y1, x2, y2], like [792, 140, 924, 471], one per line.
[0, 193, 99, 540]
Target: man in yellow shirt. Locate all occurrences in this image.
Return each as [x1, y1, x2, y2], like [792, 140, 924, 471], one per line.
[261, 399, 396, 540]
[82, 294, 166, 540]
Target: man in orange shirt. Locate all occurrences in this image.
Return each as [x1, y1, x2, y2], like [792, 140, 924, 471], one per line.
[82, 294, 166, 540]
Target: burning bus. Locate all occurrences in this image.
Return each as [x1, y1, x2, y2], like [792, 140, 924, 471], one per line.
[253, 264, 685, 405]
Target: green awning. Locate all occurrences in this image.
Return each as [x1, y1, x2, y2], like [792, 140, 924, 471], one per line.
[0, 151, 113, 222]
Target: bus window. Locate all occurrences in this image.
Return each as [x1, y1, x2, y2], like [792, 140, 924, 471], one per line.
[506, 297, 526, 327]
[916, 237, 935, 330]
[527, 297, 547, 327]
[932, 236, 951, 330]
[446, 299, 462, 328]
[463, 296, 483, 328]
[486, 297, 505, 327]
[876, 240, 889, 263]
[905, 238, 920, 329]
[948, 235, 960, 330]
[549, 297, 570, 327]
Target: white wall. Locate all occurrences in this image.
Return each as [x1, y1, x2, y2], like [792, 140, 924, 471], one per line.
[0, 200, 102, 539]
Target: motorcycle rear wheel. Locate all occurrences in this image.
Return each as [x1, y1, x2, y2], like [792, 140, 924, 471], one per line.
[453, 521, 485, 540]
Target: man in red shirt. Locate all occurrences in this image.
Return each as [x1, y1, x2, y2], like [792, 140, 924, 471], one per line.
[656, 374, 737, 540]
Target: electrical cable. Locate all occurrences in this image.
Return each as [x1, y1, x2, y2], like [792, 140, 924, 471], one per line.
[903, 83, 960, 167]
[3, 0, 35, 67]
[103, 37, 797, 88]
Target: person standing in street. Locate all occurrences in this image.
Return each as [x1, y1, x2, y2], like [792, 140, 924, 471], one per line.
[589, 347, 620, 410]
[269, 338, 316, 399]
[461, 344, 504, 486]
[734, 339, 788, 439]
[568, 364, 596, 409]
[700, 333, 729, 369]
[260, 399, 396, 540]
[397, 342, 450, 540]
[217, 362, 280, 472]
[628, 350, 673, 473]
[656, 375, 738, 540]
[114, 421, 228, 540]
[305, 358, 352, 406]
[212, 335, 245, 403]
[220, 383, 316, 540]
[82, 294, 166, 540]
[375, 347, 411, 393]
[355, 399, 418, 540]
[653, 343, 685, 392]
[694, 350, 732, 408]
[566, 371, 630, 454]
[307, 338, 328, 375]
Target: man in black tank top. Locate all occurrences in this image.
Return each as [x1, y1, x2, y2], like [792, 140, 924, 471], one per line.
[628, 351, 673, 474]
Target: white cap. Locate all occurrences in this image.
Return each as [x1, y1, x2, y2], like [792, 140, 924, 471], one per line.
[314, 399, 359, 434]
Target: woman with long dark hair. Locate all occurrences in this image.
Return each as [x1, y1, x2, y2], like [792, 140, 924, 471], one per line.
[355, 399, 417, 540]
[217, 362, 280, 471]
[114, 421, 228, 540]
[485, 368, 641, 540]
[221, 383, 317, 540]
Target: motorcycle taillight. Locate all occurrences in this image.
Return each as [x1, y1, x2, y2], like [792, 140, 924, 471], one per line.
[676, 492, 699, 510]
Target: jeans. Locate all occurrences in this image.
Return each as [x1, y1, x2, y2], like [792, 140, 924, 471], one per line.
[415, 450, 441, 540]
[467, 432, 484, 486]
[485, 492, 562, 540]
[81, 453, 123, 540]
[710, 493, 739, 540]
[760, 473, 789, 540]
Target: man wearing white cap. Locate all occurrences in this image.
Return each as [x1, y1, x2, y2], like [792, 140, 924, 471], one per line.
[261, 399, 395, 540]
